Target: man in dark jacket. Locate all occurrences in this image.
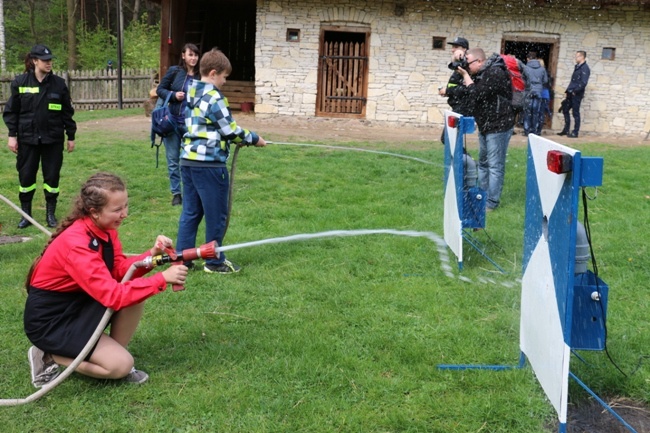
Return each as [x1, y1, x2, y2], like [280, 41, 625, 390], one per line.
[439, 37, 470, 114]
[457, 48, 515, 211]
[558, 50, 590, 138]
[523, 52, 549, 136]
[3, 44, 76, 228]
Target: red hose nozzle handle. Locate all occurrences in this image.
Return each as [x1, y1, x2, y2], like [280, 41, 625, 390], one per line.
[171, 241, 220, 292]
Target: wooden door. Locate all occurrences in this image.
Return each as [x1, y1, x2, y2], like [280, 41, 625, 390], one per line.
[316, 27, 369, 118]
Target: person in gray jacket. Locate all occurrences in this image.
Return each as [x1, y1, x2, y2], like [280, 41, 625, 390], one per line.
[522, 52, 548, 136]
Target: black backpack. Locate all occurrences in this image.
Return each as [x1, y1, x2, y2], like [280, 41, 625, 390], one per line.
[150, 92, 184, 167]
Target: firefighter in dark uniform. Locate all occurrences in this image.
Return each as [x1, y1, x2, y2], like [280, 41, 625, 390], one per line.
[3, 44, 76, 229]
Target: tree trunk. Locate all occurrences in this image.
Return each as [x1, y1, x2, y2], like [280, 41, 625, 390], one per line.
[27, 0, 36, 40]
[133, 0, 141, 23]
[67, 0, 78, 69]
[105, 0, 110, 31]
[0, 0, 5, 71]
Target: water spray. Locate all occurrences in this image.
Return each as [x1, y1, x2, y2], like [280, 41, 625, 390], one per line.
[224, 140, 439, 240]
[265, 141, 439, 166]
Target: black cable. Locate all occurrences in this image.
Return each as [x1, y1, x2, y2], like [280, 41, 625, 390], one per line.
[581, 187, 628, 378]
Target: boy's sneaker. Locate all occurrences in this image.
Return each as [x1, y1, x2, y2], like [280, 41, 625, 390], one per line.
[28, 346, 60, 388]
[204, 259, 241, 274]
[123, 367, 149, 384]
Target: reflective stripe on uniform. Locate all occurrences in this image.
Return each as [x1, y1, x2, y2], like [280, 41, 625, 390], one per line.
[43, 183, 60, 194]
[19, 87, 40, 94]
[19, 184, 37, 193]
[48, 103, 62, 111]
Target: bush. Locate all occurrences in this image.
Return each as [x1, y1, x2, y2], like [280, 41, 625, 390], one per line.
[122, 14, 160, 69]
[73, 15, 160, 71]
[76, 22, 116, 70]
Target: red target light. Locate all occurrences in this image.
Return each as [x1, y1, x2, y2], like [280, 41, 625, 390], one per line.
[547, 150, 573, 174]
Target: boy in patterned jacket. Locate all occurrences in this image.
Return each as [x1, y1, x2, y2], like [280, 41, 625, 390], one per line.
[176, 48, 267, 274]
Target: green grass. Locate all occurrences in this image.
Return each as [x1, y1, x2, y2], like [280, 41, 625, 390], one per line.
[0, 111, 649, 432]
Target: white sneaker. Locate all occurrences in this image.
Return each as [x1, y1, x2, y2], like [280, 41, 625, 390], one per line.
[28, 346, 60, 388]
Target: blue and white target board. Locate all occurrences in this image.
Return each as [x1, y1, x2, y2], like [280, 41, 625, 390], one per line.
[520, 135, 603, 431]
[443, 110, 485, 269]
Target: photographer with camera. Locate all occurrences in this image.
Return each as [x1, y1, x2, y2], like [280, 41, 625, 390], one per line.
[456, 48, 515, 212]
[439, 37, 470, 114]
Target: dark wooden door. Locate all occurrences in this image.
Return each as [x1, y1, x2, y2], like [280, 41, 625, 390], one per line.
[316, 27, 369, 118]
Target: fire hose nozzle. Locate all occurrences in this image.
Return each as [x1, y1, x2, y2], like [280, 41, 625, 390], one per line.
[172, 241, 219, 292]
[177, 241, 219, 262]
[149, 241, 220, 291]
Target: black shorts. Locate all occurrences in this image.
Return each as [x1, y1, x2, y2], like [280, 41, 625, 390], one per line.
[24, 287, 111, 360]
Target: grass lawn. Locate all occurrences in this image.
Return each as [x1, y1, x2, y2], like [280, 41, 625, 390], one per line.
[0, 109, 649, 432]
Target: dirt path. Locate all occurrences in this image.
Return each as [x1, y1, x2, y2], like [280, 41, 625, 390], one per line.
[82, 111, 650, 149]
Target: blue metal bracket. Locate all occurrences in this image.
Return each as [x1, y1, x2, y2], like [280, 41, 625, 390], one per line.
[438, 352, 526, 371]
[580, 156, 604, 187]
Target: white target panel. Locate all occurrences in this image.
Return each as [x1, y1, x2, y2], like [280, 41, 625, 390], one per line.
[443, 111, 478, 269]
[520, 134, 603, 429]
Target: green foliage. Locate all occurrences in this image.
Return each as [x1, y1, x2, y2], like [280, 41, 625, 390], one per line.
[76, 15, 160, 70]
[0, 115, 649, 432]
[2, 1, 160, 72]
[3, 0, 69, 71]
[76, 22, 116, 70]
[122, 15, 161, 69]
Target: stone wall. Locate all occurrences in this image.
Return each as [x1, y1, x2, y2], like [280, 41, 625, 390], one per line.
[255, 0, 650, 137]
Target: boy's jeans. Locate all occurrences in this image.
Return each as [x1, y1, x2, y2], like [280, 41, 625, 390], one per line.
[176, 165, 229, 266]
[478, 128, 513, 210]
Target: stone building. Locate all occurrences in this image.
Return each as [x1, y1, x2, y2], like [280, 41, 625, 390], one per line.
[154, 0, 650, 137]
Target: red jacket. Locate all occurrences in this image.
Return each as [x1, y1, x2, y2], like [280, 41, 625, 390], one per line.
[30, 217, 167, 310]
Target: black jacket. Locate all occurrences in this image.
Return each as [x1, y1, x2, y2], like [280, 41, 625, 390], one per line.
[156, 65, 196, 118]
[462, 53, 515, 134]
[566, 62, 590, 96]
[3, 71, 76, 145]
[445, 69, 470, 115]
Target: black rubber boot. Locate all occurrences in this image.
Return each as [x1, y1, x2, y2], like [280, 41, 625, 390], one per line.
[46, 202, 58, 228]
[17, 202, 32, 229]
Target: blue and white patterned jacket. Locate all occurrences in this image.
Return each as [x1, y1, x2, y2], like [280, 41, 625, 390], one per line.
[181, 80, 259, 164]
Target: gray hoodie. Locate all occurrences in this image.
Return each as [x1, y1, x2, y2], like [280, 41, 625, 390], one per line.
[523, 59, 548, 97]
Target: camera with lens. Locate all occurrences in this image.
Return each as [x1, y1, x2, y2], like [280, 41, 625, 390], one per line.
[449, 57, 469, 72]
